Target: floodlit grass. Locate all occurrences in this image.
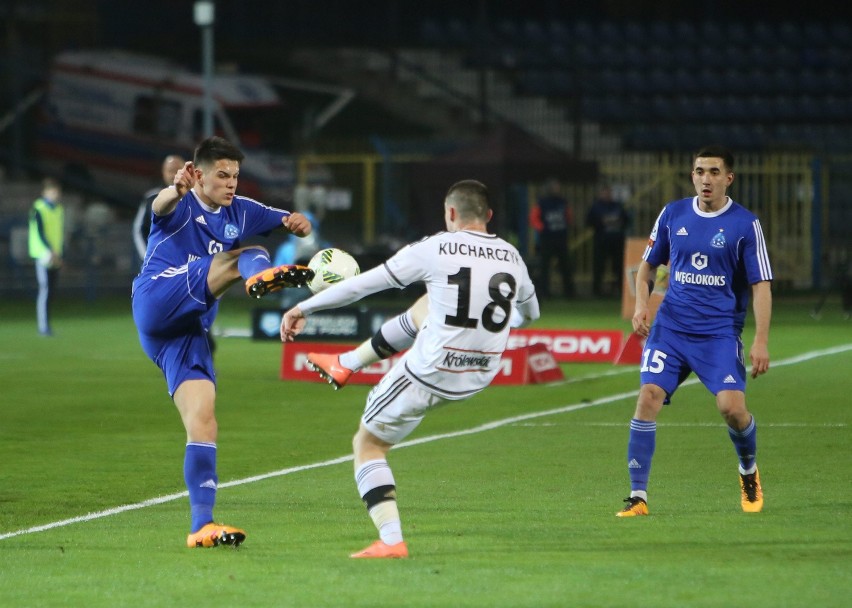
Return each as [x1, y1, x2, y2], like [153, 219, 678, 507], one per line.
[0, 294, 849, 607]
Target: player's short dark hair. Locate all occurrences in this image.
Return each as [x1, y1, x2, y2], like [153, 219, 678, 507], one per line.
[694, 145, 734, 171]
[194, 136, 245, 168]
[445, 179, 490, 220]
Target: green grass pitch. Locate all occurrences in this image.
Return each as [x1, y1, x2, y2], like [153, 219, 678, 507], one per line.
[0, 294, 849, 607]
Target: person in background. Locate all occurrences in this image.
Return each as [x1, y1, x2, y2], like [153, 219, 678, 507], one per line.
[530, 178, 574, 298]
[617, 145, 772, 518]
[28, 177, 64, 336]
[586, 184, 630, 297]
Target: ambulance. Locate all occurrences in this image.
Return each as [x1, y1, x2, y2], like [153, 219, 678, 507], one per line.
[36, 50, 296, 206]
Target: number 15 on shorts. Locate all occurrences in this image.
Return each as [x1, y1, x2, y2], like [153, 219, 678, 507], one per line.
[640, 349, 668, 373]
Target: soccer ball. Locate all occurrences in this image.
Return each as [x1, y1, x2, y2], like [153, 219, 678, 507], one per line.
[307, 248, 360, 294]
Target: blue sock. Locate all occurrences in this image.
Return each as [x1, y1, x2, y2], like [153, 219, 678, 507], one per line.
[728, 416, 757, 473]
[184, 442, 218, 533]
[237, 248, 272, 280]
[627, 419, 657, 493]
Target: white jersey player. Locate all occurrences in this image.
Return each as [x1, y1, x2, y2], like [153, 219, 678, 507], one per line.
[281, 180, 540, 559]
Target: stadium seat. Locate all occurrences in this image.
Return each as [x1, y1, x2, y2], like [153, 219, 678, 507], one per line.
[822, 96, 846, 121]
[773, 96, 798, 121]
[648, 20, 673, 42]
[647, 68, 675, 95]
[742, 68, 771, 94]
[773, 46, 800, 70]
[624, 21, 648, 46]
[777, 22, 802, 47]
[547, 42, 571, 66]
[722, 45, 751, 70]
[672, 96, 696, 121]
[722, 69, 747, 95]
[673, 21, 697, 44]
[797, 95, 823, 121]
[824, 47, 852, 70]
[599, 21, 622, 45]
[746, 96, 775, 122]
[824, 68, 851, 94]
[752, 22, 776, 47]
[829, 23, 852, 47]
[598, 45, 624, 68]
[746, 45, 773, 69]
[547, 20, 571, 45]
[520, 20, 546, 47]
[647, 45, 676, 69]
[722, 95, 750, 121]
[650, 95, 674, 120]
[700, 22, 725, 44]
[797, 68, 823, 94]
[770, 68, 797, 95]
[803, 23, 829, 48]
[572, 21, 595, 46]
[574, 43, 599, 69]
[725, 22, 749, 45]
[623, 68, 650, 96]
[496, 19, 519, 43]
[445, 19, 470, 47]
[673, 67, 701, 94]
[420, 19, 445, 46]
[598, 68, 625, 94]
[623, 45, 646, 69]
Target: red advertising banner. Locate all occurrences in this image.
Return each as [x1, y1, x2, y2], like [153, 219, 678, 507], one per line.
[281, 342, 565, 386]
[505, 329, 624, 363]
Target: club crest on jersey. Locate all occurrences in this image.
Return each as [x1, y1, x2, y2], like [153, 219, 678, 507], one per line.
[711, 229, 726, 248]
[691, 252, 708, 270]
[224, 224, 239, 239]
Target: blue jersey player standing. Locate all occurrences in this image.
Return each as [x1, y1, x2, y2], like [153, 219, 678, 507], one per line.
[617, 145, 772, 517]
[131, 136, 314, 548]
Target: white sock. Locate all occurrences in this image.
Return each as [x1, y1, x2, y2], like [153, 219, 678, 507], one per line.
[339, 348, 367, 371]
[355, 459, 403, 544]
[369, 501, 404, 545]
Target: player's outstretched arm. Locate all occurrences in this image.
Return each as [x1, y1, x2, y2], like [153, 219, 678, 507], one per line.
[152, 161, 195, 216]
[282, 212, 312, 238]
[281, 306, 307, 342]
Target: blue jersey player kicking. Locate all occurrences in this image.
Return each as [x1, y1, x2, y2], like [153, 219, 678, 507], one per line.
[132, 136, 314, 548]
[617, 145, 772, 517]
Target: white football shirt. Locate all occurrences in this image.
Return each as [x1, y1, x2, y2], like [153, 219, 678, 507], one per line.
[298, 229, 539, 399]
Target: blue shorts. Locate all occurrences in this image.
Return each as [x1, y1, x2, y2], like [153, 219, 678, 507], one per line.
[640, 324, 746, 403]
[132, 257, 219, 396]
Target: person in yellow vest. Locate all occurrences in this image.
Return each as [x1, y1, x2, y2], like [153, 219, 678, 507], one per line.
[28, 178, 64, 336]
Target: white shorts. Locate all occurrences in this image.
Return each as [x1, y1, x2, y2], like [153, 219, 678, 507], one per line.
[362, 361, 447, 444]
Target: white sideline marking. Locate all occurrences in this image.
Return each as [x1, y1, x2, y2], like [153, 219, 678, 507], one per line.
[516, 422, 847, 428]
[1, 343, 850, 542]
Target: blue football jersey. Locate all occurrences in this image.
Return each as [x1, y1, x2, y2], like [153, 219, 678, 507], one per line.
[644, 196, 772, 335]
[139, 190, 289, 278]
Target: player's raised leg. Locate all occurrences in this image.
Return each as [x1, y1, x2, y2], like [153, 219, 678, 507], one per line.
[202, 246, 313, 298]
[308, 295, 427, 389]
[230, 246, 313, 297]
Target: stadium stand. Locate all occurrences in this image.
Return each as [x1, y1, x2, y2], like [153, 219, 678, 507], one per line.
[404, 18, 852, 154]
